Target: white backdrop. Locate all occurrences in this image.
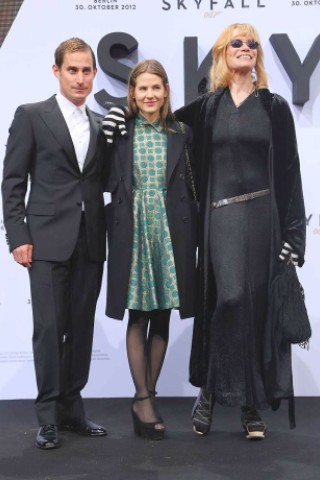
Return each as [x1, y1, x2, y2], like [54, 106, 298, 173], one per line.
[0, 0, 319, 399]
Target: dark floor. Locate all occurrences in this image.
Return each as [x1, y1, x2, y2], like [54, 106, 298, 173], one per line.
[0, 397, 319, 480]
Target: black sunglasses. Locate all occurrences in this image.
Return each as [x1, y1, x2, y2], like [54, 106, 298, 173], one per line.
[229, 39, 259, 50]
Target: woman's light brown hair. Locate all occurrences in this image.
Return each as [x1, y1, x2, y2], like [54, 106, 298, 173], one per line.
[127, 59, 174, 129]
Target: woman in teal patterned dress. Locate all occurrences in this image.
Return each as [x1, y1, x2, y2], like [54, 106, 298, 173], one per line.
[104, 60, 198, 440]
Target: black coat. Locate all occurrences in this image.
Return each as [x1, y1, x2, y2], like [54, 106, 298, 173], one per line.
[175, 88, 306, 408]
[105, 119, 198, 320]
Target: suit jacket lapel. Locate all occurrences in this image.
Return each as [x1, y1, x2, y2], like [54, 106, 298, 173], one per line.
[39, 96, 79, 169]
[83, 107, 100, 170]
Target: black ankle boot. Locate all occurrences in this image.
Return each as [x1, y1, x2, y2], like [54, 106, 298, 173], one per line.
[192, 388, 214, 436]
[241, 406, 267, 440]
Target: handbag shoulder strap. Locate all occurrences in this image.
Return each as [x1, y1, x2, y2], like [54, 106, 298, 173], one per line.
[178, 121, 197, 202]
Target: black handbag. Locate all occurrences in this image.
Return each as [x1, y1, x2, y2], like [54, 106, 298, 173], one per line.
[271, 261, 311, 348]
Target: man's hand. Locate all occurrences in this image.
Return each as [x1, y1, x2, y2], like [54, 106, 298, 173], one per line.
[102, 105, 128, 145]
[12, 244, 33, 268]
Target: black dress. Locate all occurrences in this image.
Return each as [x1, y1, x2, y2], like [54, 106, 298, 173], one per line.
[205, 89, 272, 408]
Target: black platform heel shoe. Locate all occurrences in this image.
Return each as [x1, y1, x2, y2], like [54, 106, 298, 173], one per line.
[192, 388, 214, 436]
[241, 406, 267, 440]
[131, 395, 165, 441]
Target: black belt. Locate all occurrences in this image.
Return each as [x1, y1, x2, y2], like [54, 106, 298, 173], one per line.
[211, 189, 270, 209]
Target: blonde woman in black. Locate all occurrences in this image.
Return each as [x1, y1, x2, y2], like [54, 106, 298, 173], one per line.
[175, 23, 306, 440]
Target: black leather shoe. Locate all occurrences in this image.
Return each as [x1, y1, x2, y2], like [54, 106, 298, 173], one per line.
[60, 417, 107, 436]
[35, 425, 61, 449]
[241, 406, 267, 440]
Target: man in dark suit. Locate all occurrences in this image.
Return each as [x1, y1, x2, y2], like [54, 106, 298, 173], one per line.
[1, 38, 108, 449]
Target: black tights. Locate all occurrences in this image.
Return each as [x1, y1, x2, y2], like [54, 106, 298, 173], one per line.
[126, 309, 171, 426]
[126, 309, 171, 398]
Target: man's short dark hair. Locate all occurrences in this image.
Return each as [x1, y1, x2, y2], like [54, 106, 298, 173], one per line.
[54, 37, 96, 69]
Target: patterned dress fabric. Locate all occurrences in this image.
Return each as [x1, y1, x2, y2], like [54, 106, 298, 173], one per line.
[127, 115, 180, 311]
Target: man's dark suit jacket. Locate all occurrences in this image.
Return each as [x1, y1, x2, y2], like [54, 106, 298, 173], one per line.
[2, 95, 107, 262]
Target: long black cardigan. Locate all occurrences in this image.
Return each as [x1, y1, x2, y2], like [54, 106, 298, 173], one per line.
[175, 88, 306, 424]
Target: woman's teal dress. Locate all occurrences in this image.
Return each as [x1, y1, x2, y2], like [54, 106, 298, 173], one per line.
[126, 115, 180, 312]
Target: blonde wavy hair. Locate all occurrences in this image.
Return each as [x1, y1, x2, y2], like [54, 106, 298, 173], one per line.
[127, 59, 174, 129]
[209, 23, 268, 91]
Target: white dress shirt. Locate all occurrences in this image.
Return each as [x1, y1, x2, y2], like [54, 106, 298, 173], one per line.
[56, 93, 90, 172]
